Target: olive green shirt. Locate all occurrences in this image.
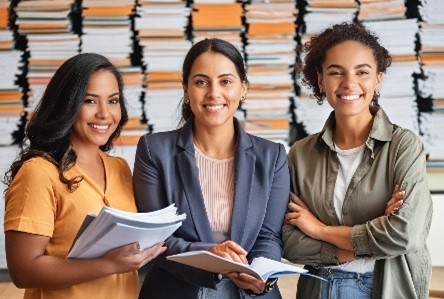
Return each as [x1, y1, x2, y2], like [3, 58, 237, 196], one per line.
[283, 109, 432, 299]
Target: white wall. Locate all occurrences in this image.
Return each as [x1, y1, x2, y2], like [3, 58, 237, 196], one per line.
[428, 194, 444, 266]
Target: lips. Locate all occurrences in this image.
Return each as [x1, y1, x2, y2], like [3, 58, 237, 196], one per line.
[88, 123, 110, 130]
[338, 94, 360, 101]
[204, 104, 224, 111]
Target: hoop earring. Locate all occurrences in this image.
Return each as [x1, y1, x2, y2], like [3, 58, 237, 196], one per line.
[373, 91, 380, 102]
[240, 95, 246, 102]
[184, 96, 190, 104]
[317, 90, 325, 105]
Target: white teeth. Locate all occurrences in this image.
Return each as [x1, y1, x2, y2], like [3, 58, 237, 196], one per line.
[90, 124, 109, 130]
[206, 104, 224, 111]
[340, 94, 360, 101]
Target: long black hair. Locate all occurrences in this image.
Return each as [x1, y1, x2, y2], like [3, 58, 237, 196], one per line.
[3, 53, 128, 192]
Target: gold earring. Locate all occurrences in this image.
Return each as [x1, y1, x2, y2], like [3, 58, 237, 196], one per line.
[184, 96, 190, 104]
[241, 95, 246, 102]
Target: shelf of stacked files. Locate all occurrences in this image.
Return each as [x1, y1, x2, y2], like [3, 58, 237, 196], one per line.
[0, 0, 24, 145]
[135, 0, 191, 133]
[242, 0, 298, 146]
[360, 0, 420, 135]
[417, 0, 444, 192]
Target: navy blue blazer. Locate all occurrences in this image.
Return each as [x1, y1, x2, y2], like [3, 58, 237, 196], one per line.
[133, 118, 290, 299]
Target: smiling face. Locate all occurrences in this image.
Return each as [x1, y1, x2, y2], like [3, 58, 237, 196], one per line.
[184, 51, 247, 130]
[318, 40, 382, 121]
[70, 69, 122, 151]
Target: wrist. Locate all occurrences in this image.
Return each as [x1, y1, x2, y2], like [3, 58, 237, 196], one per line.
[244, 278, 277, 297]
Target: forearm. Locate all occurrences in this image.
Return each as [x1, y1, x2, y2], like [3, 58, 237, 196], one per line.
[10, 256, 117, 289]
[319, 225, 353, 251]
[282, 224, 338, 266]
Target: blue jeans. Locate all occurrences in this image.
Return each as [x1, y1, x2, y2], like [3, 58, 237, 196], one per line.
[320, 268, 373, 299]
[198, 278, 240, 299]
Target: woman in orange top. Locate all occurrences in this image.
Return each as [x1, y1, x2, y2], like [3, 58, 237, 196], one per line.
[3, 53, 165, 299]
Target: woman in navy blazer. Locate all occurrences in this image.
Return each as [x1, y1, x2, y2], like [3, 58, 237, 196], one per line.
[133, 38, 290, 299]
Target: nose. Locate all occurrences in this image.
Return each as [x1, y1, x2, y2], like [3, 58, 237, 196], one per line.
[207, 82, 221, 99]
[341, 73, 357, 88]
[96, 101, 110, 119]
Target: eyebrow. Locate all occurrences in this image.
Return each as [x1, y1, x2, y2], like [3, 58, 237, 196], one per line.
[191, 73, 236, 79]
[85, 92, 120, 98]
[326, 64, 373, 69]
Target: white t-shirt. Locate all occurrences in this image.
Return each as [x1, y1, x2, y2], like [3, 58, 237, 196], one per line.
[329, 143, 376, 273]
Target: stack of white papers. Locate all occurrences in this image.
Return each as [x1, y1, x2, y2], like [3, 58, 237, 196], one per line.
[15, 0, 79, 111]
[0, 45, 24, 145]
[68, 204, 186, 259]
[420, 111, 444, 161]
[363, 19, 421, 136]
[303, 0, 358, 37]
[242, 0, 298, 145]
[145, 88, 183, 133]
[135, 0, 191, 133]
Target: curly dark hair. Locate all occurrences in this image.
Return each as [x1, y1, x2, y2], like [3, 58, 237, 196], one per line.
[180, 38, 249, 123]
[301, 22, 392, 115]
[3, 53, 128, 192]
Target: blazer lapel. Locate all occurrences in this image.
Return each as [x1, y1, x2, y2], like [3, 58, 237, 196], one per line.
[230, 120, 255, 245]
[176, 119, 214, 242]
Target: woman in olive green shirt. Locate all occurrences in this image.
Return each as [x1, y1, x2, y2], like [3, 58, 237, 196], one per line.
[282, 23, 432, 299]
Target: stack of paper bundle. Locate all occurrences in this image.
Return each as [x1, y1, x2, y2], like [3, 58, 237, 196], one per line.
[135, 0, 191, 132]
[191, 0, 243, 51]
[363, 18, 420, 135]
[242, 0, 298, 144]
[15, 0, 79, 111]
[303, 0, 358, 39]
[417, 0, 444, 172]
[0, 0, 24, 145]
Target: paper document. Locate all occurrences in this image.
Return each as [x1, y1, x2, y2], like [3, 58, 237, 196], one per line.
[68, 204, 186, 259]
[167, 250, 309, 282]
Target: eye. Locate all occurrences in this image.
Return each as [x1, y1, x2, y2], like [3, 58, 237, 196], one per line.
[357, 70, 370, 76]
[83, 98, 96, 104]
[109, 98, 120, 104]
[328, 70, 342, 76]
[221, 79, 232, 85]
[195, 79, 208, 86]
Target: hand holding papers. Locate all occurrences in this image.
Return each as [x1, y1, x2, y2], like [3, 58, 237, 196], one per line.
[68, 204, 185, 259]
[167, 250, 308, 282]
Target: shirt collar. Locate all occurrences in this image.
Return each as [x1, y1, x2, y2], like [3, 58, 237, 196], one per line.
[320, 108, 393, 152]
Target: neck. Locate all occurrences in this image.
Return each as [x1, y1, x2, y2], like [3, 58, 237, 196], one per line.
[333, 113, 373, 150]
[71, 144, 101, 166]
[193, 124, 236, 159]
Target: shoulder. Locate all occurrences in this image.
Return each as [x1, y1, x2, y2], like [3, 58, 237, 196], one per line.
[392, 125, 422, 143]
[17, 157, 58, 179]
[138, 129, 181, 151]
[288, 132, 322, 157]
[246, 133, 286, 156]
[390, 125, 424, 154]
[391, 125, 423, 148]
[7, 157, 57, 200]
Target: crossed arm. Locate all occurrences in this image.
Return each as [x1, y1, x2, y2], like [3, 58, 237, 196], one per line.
[284, 186, 405, 263]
